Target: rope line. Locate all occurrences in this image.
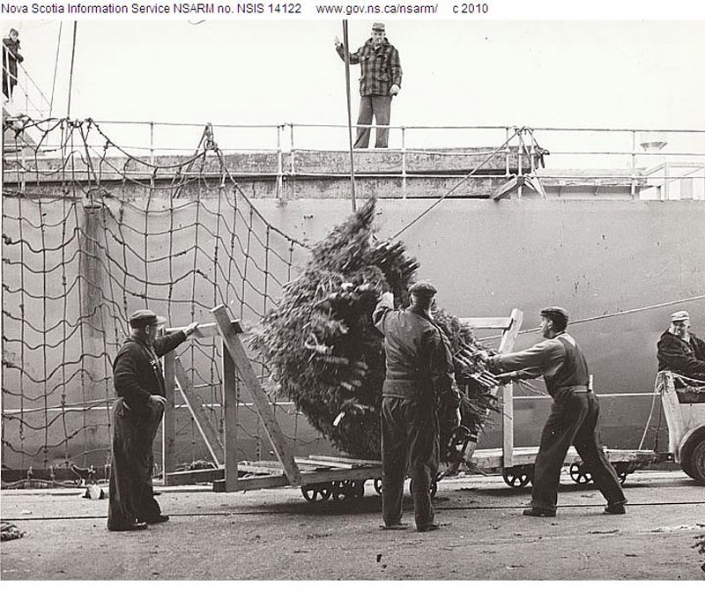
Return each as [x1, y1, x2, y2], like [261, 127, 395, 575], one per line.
[2, 116, 320, 471]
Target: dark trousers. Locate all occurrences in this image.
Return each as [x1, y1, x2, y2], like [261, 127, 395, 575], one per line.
[108, 398, 164, 530]
[355, 95, 392, 148]
[531, 390, 626, 511]
[381, 395, 439, 529]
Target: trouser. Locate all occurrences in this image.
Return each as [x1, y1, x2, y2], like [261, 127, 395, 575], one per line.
[355, 95, 392, 148]
[381, 394, 439, 529]
[531, 389, 626, 512]
[108, 398, 165, 529]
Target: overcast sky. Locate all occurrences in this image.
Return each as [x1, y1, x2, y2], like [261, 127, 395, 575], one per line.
[5, 18, 705, 156]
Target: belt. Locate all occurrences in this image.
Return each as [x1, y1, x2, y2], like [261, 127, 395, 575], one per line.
[563, 385, 590, 393]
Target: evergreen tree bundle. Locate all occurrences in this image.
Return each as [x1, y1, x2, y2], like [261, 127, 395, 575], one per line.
[250, 199, 498, 461]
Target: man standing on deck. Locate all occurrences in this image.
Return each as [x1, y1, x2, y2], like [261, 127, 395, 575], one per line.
[334, 22, 402, 149]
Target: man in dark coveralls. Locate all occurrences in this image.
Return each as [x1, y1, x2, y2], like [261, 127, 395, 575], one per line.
[486, 307, 627, 517]
[108, 310, 199, 531]
[657, 310, 705, 383]
[373, 281, 461, 532]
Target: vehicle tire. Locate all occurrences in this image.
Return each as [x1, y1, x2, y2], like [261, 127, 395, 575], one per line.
[688, 439, 705, 484]
[680, 431, 705, 481]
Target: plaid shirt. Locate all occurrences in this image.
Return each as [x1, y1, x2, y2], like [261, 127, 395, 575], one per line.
[337, 37, 402, 97]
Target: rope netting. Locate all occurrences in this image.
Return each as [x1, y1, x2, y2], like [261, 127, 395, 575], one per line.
[2, 117, 322, 473]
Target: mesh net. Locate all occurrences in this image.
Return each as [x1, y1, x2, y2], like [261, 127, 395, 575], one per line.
[2, 116, 320, 473]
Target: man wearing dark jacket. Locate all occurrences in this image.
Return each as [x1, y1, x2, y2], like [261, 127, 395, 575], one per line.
[335, 22, 402, 149]
[486, 307, 626, 518]
[657, 310, 705, 383]
[2, 28, 23, 101]
[373, 281, 460, 532]
[108, 310, 198, 531]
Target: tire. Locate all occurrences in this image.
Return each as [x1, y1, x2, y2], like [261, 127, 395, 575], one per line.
[688, 439, 705, 484]
[680, 430, 705, 481]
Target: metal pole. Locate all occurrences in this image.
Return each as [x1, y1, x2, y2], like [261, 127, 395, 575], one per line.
[342, 20, 357, 212]
[66, 21, 78, 119]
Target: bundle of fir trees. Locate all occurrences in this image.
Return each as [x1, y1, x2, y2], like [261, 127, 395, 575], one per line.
[250, 198, 498, 461]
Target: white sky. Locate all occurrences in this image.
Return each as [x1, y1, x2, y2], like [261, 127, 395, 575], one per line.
[4, 16, 705, 156]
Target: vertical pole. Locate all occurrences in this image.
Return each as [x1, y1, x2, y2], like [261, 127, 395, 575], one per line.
[401, 126, 407, 199]
[630, 130, 637, 200]
[162, 351, 177, 485]
[342, 20, 357, 211]
[222, 340, 239, 492]
[502, 384, 514, 468]
[66, 21, 78, 118]
[149, 122, 155, 163]
[276, 124, 283, 202]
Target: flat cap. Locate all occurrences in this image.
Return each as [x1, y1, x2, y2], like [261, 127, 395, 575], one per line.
[540, 306, 569, 321]
[371, 22, 385, 32]
[409, 281, 437, 297]
[670, 310, 690, 322]
[129, 309, 166, 328]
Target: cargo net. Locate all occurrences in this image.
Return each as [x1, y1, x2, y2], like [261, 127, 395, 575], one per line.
[1, 117, 312, 476]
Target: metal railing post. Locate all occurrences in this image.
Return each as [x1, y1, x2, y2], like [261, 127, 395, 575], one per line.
[401, 126, 407, 200]
[276, 124, 283, 202]
[630, 129, 637, 200]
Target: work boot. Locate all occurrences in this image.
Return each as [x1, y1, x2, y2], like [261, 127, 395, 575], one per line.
[417, 522, 440, 532]
[604, 500, 627, 515]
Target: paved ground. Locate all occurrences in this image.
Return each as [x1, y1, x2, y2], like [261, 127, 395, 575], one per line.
[1, 469, 704, 582]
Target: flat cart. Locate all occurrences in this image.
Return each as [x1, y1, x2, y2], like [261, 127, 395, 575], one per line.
[160, 306, 525, 502]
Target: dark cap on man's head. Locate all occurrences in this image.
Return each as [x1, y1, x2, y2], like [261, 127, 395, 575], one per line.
[409, 281, 437, 297]
[540, 306, 569, 324]
[670, 310, 690, 322]
[129, 309, 166, 329]
[371, 22, 385, 32]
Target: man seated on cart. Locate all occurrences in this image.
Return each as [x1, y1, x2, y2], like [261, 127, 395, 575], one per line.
[657, 310, 705, 402]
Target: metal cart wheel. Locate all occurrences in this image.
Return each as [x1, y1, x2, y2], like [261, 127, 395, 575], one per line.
[689, 439, 705, 483]
[350, 480, 366, 498]
[331, 480, 348, 501]
[569, 463, 593, 485]
[614, 462, 632, 484]
[502, 466, 532, 488]
[301, 484, 333, 503]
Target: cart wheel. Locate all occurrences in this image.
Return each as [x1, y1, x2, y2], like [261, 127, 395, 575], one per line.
[502, 467, 531, 488]
[689, 439, 705, 484]
[430, 479, 438, 498]
[373, 478, 383, 495]
[569, 463, 593, 485]
[351, 480, 365, 498]
[301, 484, 332, 503]
[614, 462, 631, 484]
[331, 480, 346, 501]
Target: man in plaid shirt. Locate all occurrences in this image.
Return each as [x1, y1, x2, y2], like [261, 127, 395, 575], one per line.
[335, 22, 403, 149]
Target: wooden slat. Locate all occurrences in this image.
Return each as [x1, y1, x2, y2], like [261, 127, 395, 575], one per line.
[214, 474, 289, 492]
[222, 338, 239, 492]
[174, 357, 223, 465]
[307, 455, 383, 467]
[458, 317, 513, 330]
[166, 468, 224, 486]
[162, 352, 177, 484]
[658, 371, 686, 459]
[212, 305, 302, 486]
[497, 308, 523, 354]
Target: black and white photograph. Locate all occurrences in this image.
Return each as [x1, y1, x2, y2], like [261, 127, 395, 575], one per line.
[2, 4, 704, 589]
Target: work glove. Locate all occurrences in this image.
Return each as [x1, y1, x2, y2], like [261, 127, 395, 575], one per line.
[390, 84, 400, 96]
